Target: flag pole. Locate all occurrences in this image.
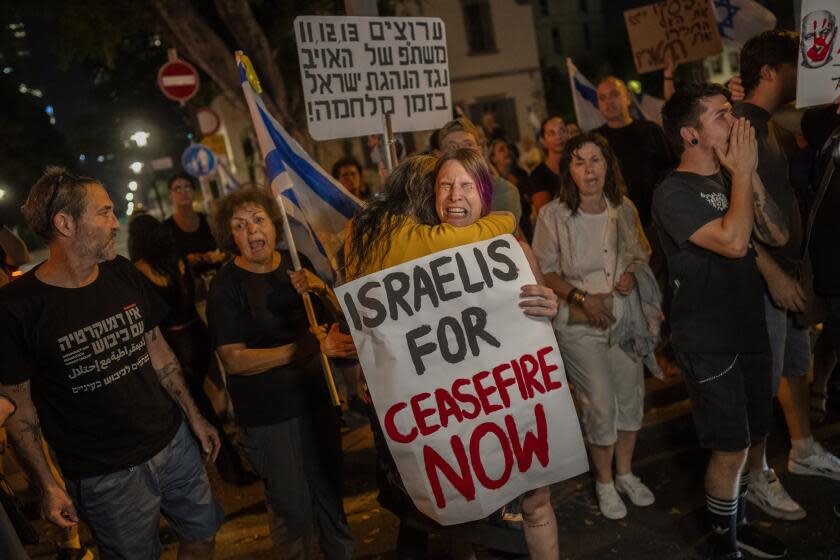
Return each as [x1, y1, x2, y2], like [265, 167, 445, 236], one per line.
[236, 51, 341, 408]
[275, 194, 342, 409]
[383, 113, 398, 172]
[566, 58, 583, 130]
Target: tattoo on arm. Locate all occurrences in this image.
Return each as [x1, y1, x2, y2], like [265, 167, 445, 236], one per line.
[752, 187, 788, 244]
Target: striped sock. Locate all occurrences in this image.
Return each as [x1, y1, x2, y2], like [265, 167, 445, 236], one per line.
[707, 493, 738, 553]
[737, 470, 750, 526]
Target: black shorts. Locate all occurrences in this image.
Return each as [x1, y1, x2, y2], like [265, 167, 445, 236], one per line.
[674, 351, 772, 452]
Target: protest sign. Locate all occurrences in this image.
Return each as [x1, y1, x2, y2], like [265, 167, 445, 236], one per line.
[335, 235, 588, 525]
[294, 16, 452, 141]
[624, 0, 722, 74]
[795, 0, 840, 108]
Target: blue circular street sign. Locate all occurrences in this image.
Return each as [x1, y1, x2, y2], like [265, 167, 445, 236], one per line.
[181, 144, 216, 177]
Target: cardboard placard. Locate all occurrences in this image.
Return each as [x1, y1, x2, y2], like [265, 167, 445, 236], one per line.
[795, 0, 840, 108]
[294, 16, 452, 140]
[624, 0, 723, 74]
[335, 235, 588, 525]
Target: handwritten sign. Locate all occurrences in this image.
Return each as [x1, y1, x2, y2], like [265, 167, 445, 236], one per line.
[624, 0, 722, 74]
[795, 0, 840, 108]
[294, 16, 452, 141]
[335, 236, 588, 525]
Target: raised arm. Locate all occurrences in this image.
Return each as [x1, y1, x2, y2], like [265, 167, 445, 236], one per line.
[145, 327, 219, 463]
[750, 171, 789, 247]
[1, 381, 79, 528]
[689, 118, 757, 258]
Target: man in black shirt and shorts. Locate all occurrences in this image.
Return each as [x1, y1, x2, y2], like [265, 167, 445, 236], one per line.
[653, 85, 789, 559]
[0, 168, 224, 559]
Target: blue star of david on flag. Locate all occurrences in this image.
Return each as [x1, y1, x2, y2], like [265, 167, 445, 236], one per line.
[714, 0, 741, 40]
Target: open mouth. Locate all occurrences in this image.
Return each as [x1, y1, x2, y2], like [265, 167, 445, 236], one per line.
[446, 207, 467, 218]
[248, 240, 266, 252]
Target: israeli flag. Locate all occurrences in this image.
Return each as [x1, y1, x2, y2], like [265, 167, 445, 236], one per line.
[237, 55, 363, 283]
[713, 0, 777, 48]
[567, 58, 607, 132]
[566, 58, 665, 131]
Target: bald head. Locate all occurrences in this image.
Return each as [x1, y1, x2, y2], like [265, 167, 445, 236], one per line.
[597, 76, 632, 127]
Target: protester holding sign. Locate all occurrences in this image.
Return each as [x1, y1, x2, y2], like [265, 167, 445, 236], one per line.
[532, 132, 660, 521]
[343, 153, 571, 558]
[431, 149, 562, 557]
[207, 188, 354, 560]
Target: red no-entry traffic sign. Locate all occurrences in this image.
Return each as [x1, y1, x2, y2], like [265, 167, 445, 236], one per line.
[157, 59, 200, 102]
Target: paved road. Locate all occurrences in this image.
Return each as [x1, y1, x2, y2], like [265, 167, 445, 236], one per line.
[16, 374, 840, 559]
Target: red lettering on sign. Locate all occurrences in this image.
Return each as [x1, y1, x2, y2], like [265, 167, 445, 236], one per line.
[469, 421, 513, 489]
[424, 436, 475, 509]
[384, 402, 417, 444]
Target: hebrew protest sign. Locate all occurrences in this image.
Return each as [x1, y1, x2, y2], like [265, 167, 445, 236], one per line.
[294, 16, 452, 141]
[795, 0, 840, 108]
[335, 235, 588, 525]
[624, 0, 722, 74]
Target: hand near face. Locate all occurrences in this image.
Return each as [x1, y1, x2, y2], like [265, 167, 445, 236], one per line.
[714, 117, 757, 176]
[726, 76, 745, 102]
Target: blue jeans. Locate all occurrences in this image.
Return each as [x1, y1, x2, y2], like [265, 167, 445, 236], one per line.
[764, 294, 811, 396]
[66, 422, 224, 559]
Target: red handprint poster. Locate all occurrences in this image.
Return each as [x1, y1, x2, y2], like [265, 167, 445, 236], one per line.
[796, 0, 840, 108]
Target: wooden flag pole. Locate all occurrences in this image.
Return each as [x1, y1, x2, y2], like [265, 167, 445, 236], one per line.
[235, 50, 341, 408]
[275, 196, 342, 408]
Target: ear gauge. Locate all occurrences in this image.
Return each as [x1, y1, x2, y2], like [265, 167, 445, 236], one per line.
[691, 138, 699, 145]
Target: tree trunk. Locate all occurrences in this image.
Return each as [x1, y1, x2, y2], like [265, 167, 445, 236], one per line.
[151, 0, 245, 112]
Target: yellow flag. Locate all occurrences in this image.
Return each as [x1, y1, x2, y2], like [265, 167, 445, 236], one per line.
[235, 51, 263, 94]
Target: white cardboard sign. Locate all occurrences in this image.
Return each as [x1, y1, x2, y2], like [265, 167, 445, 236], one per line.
[335, 235, 588, 525]
[294, 16, 452, 140]
[796, 0, 840, 108]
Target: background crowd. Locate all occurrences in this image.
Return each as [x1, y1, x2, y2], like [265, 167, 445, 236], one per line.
[0, 24, 839, 560]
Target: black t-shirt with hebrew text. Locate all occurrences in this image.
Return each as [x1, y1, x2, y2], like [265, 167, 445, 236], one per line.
[652, 171, 768, 353]
[0, 256, 181, 479]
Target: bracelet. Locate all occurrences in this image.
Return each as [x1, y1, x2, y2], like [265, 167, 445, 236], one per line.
[566, 288, 587, 307]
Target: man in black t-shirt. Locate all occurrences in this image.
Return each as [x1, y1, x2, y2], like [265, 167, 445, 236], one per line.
[0, 168, 223, 559]
[653, 84, 788, 560]
[595, 77, 673, 227]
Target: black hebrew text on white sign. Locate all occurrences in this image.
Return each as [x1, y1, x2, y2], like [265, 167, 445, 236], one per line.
[294, 16, 452, 140]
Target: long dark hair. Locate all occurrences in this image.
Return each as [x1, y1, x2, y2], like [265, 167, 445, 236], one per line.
[344, 155, 438, 277]
[559, 132, 626, 214]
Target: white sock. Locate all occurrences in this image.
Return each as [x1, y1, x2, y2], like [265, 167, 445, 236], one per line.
[596, 480, 615, 490]
[792, 436, 815, 458]
[616, 473, 635, 483]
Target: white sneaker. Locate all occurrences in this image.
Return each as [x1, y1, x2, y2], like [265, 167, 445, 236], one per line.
[596, 482, 627, 520]
[746, 468, 806, 521]
[615, 473, 655, 506]
[788, 441, 840, 481]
